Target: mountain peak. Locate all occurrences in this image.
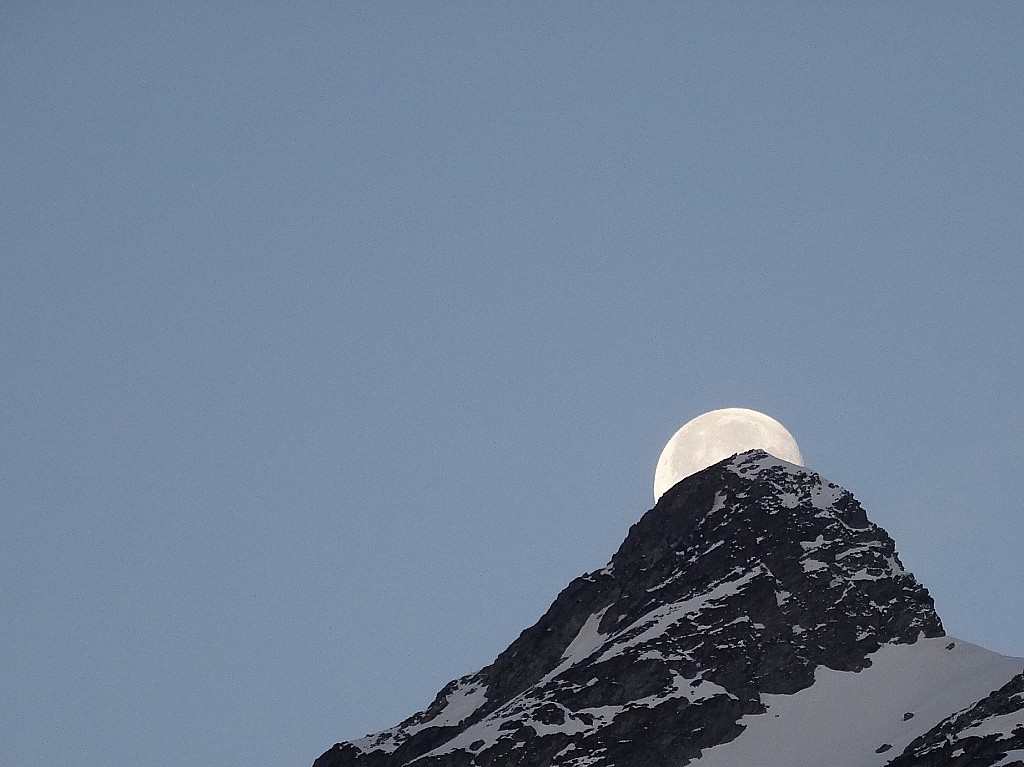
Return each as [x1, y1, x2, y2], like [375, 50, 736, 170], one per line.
[313, 453, 1020, 767]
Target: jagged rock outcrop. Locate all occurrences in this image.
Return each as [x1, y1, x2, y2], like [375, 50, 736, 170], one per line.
[314, 451, 1019, 767]
[886, 672, 1024, 767]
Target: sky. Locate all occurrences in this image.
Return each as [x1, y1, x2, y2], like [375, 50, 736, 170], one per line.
[2, 3, 1022, 766]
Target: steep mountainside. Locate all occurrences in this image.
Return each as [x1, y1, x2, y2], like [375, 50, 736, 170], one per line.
[315, 451, 1022, 767]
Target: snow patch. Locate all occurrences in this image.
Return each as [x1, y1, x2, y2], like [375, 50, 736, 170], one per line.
[995, 749, 1024, 767]
[549, 607, 610, 677]
[799, 535, 826, 552]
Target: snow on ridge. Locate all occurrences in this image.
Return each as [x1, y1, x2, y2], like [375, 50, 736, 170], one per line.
[352, 726, 404, 754]
[353, 678, 488, 754]
[725, 453, 855, 527]
[416, 692, 592, 759]
[726, 451, 807, 479]
[725, 452, 851, 514]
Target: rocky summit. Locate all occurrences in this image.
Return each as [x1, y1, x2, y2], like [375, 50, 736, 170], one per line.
[315, 451, 1023, 767]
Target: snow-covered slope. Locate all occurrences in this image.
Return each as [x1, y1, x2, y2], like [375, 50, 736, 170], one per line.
[696, 636, 1022, 767]
[314, 451, 1023, 767]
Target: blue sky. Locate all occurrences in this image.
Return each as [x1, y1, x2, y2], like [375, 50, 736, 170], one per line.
[3, 4, 1022, 766]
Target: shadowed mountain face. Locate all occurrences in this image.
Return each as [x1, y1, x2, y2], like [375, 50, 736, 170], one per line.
[315, 451, 1022, 767]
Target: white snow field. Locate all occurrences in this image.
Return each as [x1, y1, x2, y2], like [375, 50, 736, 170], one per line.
[694, 635, 1023, 767]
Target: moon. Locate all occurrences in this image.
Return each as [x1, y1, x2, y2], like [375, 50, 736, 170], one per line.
[653, 408, 803, 501]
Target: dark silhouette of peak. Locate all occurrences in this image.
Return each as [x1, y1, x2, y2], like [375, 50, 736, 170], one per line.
[314, 451, 1021, 767]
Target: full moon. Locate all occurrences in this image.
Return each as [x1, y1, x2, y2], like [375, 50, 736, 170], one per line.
[653, 408, 803, 501]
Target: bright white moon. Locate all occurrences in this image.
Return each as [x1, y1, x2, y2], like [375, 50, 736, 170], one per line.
[653, 408, 803, 501]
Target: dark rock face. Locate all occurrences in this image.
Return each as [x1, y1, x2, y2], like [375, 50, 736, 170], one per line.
[314, 451, 944, 767]
[887, 672, 1024, 767]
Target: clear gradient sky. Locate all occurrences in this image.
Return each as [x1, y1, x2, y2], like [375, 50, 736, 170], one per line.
[3, 4, 1023, 766]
